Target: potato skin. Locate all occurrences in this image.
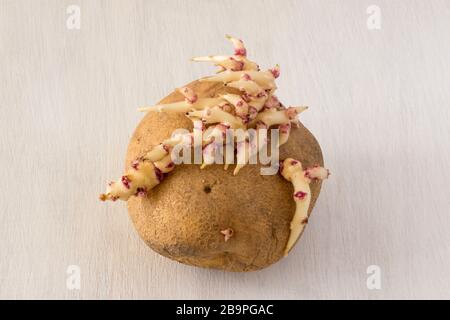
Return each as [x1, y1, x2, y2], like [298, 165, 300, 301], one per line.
[126, 81, 324, 271]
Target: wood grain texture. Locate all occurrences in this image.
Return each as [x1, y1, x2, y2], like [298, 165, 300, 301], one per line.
[0, 0, 449, 299]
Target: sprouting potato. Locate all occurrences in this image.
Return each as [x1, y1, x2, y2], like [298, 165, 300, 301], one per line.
[100, 36, 329, 271]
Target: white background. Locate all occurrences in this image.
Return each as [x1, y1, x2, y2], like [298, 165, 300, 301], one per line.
[0, 0, 449, 299]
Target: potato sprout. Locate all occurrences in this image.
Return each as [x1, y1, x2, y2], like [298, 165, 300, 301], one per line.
[280, 158, 329, 255]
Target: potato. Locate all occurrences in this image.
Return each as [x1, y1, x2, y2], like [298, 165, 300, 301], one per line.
[125, 80, 324, 272]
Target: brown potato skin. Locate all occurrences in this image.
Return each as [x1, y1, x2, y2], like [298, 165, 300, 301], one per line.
[126, 81, 324, 271]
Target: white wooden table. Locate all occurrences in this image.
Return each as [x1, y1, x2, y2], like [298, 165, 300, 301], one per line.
[0, 0, 449, 299]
